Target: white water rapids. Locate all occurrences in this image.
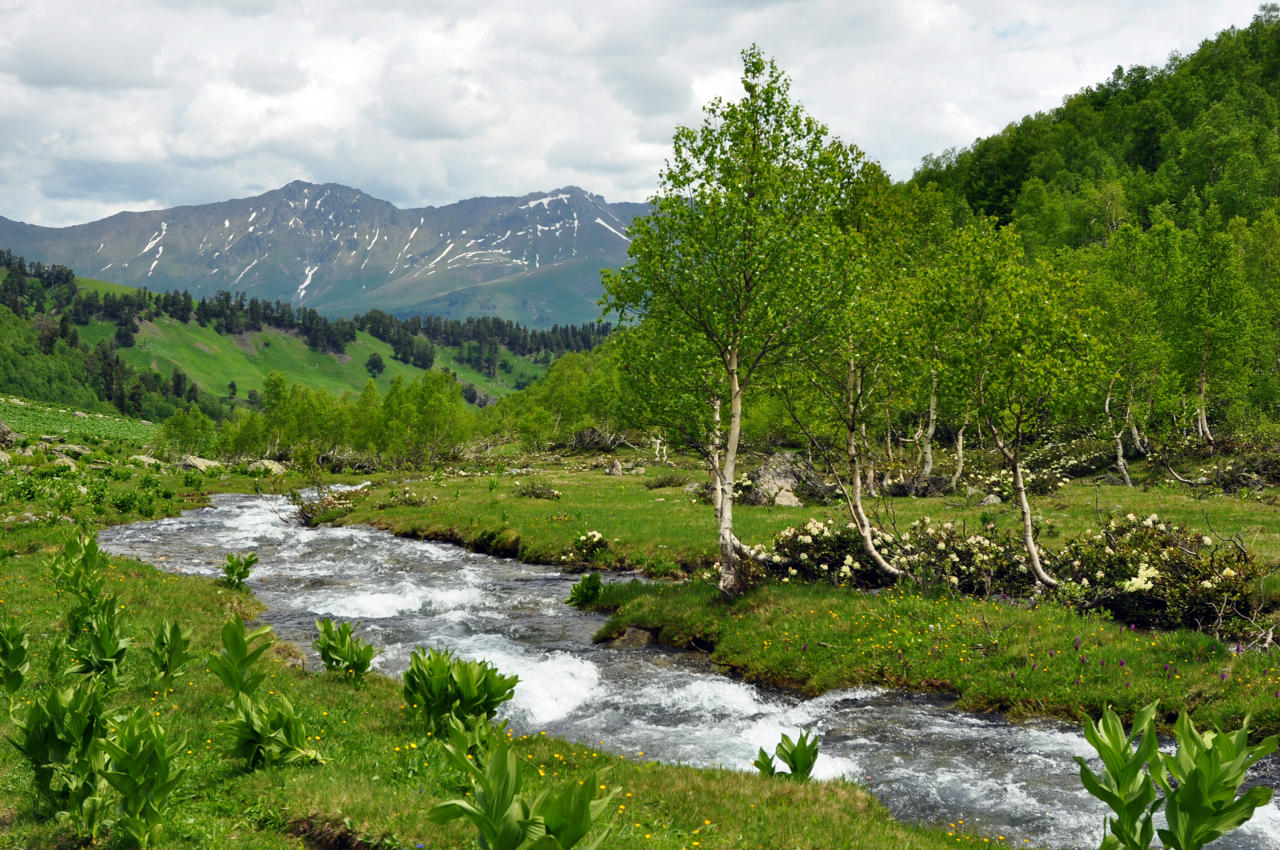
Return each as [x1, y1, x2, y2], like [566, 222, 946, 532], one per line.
[97, 493, 1280, 849]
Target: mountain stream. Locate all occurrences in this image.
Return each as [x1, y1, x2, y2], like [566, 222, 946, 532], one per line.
[97, 492, 1280, 849]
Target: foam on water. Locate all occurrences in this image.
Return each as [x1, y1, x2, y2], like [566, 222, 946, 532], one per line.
[299, 582, 434, 619]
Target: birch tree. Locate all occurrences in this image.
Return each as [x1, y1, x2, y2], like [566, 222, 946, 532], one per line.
[602, 46, 849, 597]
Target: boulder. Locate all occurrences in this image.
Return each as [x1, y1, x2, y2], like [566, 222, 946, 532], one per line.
[773, 486, 803, 508]
[129, 455, 163, 468]
[978, 494, 1003, 507]
[744, 451, 834, 507]
[248, 459, 286, 476]
[0, 451, 8, 465]
[50, 455, 77, 470]
[60, 444, 91, 458]
[0, 418, 17, 448]
[607, 627, 655, 649]
[73, 410, 89, 419]
[178, 455, 222, 473]
[605, 460, 623, 476]
[629, 466, 646, 476]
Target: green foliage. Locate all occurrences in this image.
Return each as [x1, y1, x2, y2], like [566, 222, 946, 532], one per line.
[221, 692, 324, 770]
[1076, 702, 1277, 850]
[402, 647, 519, 734]
[429, 731, 616, 850]
[221, 551, 258, 591]
[312, 617, 380, 681]
[513, 479, 563, 500]
[7, 678, 111, 824]
[1051, 513, 1264, 634]
[99, 707, 187, 849]
[65, 601, 131, 686]
[208, 618, 271, 698]
[1154, 712, 1278, 850]
[571, 530, 608, 560]
[752, 729, 820, 782]
[144, 619, 196, 683]
[644, 472, 689, 490]
[0, 617, 30, 697]
[565, 572, 603, 608]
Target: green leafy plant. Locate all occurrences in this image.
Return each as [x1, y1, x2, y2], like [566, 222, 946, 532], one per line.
[208, 618, 271, 697]
[565, 572, 602, 608]
[99, 707, 187, 848]
[0, 618, 29, 698]
[145, 619, 197, 683]
[428, 732, 615, 850]
[7, 679, 111, 828]
[312, 618, 380, 681]
[221, 692, 325, 770]
[402, 647, 518, 734]
[65, 602, 132, 686]
[513, 479, 562, 500]
[752, 729, 820, 782]
[1076, 702, 1277, 850]
[221, 551, 258, 591]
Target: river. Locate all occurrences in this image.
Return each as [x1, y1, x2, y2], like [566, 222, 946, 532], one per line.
[97, 492, 1280, 849]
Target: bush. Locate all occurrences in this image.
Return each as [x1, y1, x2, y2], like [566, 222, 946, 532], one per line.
[571, 530, 608, 560]
[566, 572, 603, 608]
[402, 647, 518, 734]
[644, 473, 690, 490]
[513, 479, 562, 500]
[222, 693, 324, 770]
[1049, 513, 1265, 635]
[769, 516, 1037, 598]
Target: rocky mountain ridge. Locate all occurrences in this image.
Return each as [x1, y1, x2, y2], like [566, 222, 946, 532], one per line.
[0, 181, 646, 326]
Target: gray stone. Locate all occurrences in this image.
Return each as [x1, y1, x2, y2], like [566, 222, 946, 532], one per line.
[129, 455, 163, 467]
[50, 456, 77, 470]
[773, 486, 803, 508]
[629, 466, 646, 476]
[248, 459, 287, 475]
[605, 460, 623, 476]
[178, 455, 222, 473]
[978, 494, 1003, 507]
[0, 418, 16, 448]
[744, 451, 834, 507]
[73, 411, 89, 419]
[60, 444, 91, 457]
[0, 451, 8, 465]
[608, 627, 655, 649]
[965, 485, 985, 498]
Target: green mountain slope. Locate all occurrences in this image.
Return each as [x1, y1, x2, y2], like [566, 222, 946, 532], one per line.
[912, 8, 1280, 251]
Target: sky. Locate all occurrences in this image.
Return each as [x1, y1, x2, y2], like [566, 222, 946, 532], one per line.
[0, 0, 1265, 227]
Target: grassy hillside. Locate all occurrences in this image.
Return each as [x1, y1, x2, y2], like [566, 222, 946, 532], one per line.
[79, 316, 421, 399]
[74, 279, 549, 401]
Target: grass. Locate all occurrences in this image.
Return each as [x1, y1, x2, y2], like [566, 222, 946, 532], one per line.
[0, 395, 156, 446]
[0, 453, 979, 849]
[590, 580, 1280, 736]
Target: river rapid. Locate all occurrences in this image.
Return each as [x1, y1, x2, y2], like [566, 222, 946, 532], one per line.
[97, 492, 1280, 850]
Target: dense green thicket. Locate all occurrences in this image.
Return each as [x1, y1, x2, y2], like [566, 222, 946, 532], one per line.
[0, 304, 103, 411]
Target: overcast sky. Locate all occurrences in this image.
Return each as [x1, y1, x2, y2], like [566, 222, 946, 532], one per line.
[0, 0, 1264, 227]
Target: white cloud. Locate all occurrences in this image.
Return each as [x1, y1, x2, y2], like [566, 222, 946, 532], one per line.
[0, 0, 1265, 226]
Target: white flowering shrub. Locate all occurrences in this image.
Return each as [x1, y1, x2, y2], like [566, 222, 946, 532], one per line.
[513, 479, 562, 500]
[769, 516, 1036, 597]
[573, 530, 609, 559]
[1048, 513, 1263, 634]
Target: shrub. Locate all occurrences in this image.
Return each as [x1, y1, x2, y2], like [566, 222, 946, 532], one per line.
[312, 618, 380, 681]
[1049, 513, 1264, 634]
[9, 678, 111, 823]
[644, 473, 690, 490]
[65, 602, 131, 686]
[769, 516, 1037, 597]
[571, 530, 608, 560]
[402, 647, 518, 734]
[513, 479, 562, 500]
